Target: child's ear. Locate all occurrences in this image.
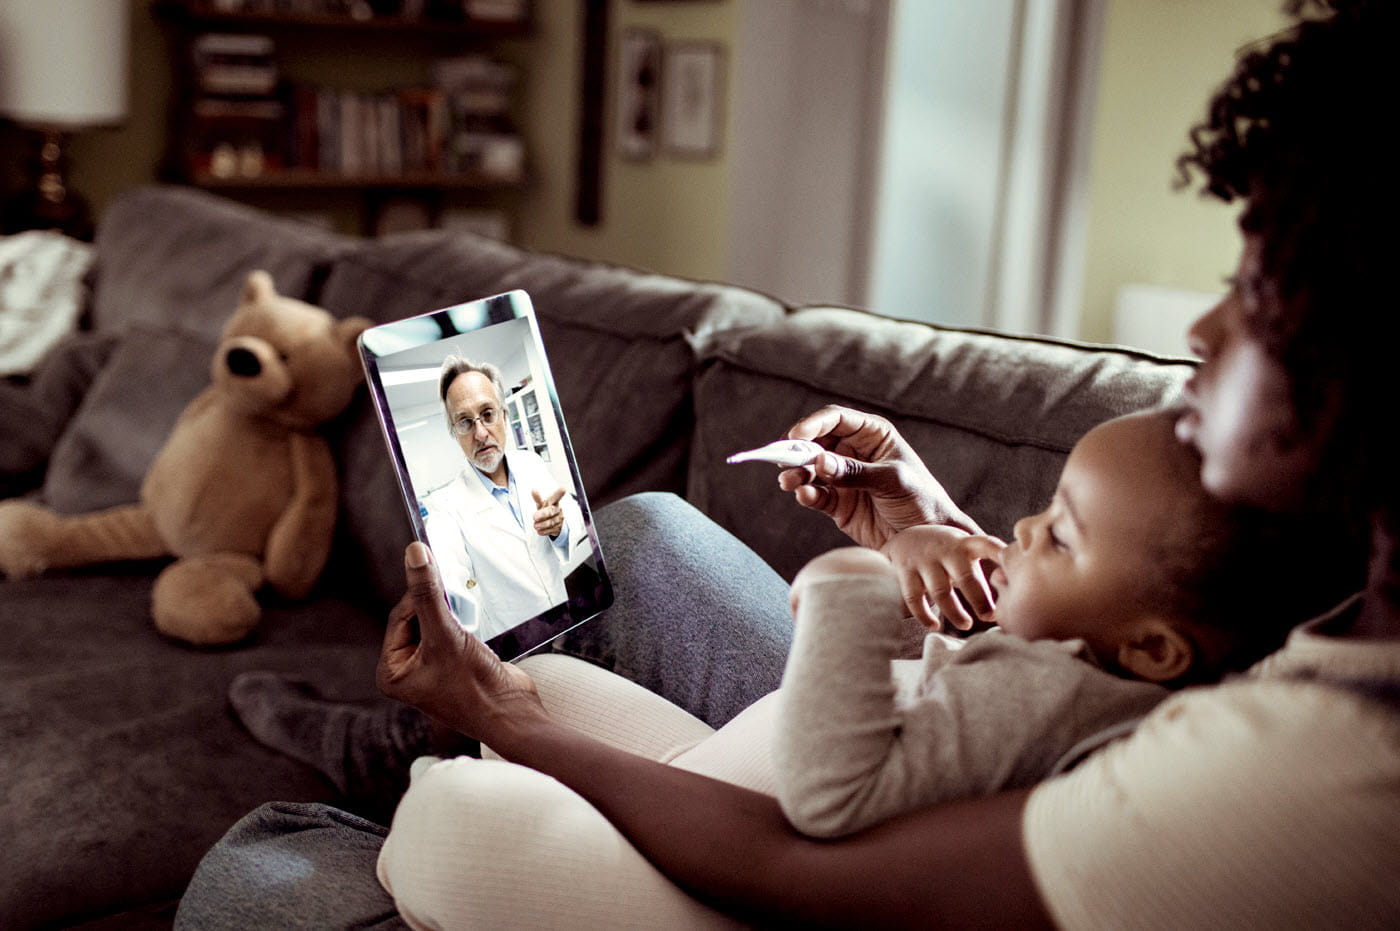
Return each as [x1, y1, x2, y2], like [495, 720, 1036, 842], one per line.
[1116, 619, 1194, 684]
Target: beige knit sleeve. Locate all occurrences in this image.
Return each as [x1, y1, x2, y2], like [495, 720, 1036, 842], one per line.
[775, 575, 1166, 840]
[1023, 679, 1400, 930]
[773, 573, 907, 837]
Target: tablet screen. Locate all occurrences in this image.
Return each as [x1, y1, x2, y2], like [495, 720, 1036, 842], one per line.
[358, 290, 612, 660]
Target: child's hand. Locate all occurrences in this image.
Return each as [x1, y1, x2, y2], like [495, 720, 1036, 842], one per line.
[881, 526, 1006, 631]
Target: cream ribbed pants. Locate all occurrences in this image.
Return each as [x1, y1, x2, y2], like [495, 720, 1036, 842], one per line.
[378, 653, 779, 930]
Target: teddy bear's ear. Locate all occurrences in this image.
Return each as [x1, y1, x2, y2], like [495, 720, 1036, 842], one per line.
[334, 316, 372, 351]
[241, 270, 277, 304]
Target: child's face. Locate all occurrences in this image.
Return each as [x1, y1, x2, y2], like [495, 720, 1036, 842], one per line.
[990, 411, 1194, 656]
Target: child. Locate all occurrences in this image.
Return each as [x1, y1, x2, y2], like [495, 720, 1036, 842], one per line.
[376, 408, 1361, 928]
[772, 406, 1355, 837]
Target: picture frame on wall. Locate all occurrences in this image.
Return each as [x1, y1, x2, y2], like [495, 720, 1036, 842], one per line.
[661, 41, 724, 159]
[615, 28, 662, 161]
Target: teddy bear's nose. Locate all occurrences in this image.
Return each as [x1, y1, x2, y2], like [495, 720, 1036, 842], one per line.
[226, 347, 262, 377]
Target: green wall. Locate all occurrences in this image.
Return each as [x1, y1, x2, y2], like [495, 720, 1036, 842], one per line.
[1077, 0, 1288, 342]
[510, 1, 737, 281]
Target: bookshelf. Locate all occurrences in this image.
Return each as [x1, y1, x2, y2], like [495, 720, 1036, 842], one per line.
[156, 0, 532, 235]
[505, 384, 549, 460]
[188, 167, 519, 188]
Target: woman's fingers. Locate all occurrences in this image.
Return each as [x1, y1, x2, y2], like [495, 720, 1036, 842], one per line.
[778, 464, 817, 493]
[382, 596, 423, 669]
[784, 403, 852, 444]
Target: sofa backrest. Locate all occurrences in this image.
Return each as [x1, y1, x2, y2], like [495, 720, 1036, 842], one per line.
[90, 185, 352, 340]
[55, 185, 1196, 610]
[689, 306, 1196, 580]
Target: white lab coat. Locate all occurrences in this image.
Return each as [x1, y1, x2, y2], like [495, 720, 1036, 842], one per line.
[420, 449, 585, 641]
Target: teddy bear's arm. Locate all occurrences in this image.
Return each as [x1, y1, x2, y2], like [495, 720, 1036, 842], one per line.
[263, 431, 338, 598]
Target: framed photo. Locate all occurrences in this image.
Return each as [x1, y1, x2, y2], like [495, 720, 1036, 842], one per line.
[615, 28, 662, 161]
[661, 41, 724, 159]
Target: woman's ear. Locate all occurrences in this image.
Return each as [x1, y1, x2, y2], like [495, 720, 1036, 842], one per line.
[1116, 619, 1194, 684]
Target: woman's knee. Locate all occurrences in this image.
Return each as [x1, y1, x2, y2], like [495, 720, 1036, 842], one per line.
[595, 491, 699, 545]
[381, 758, 739, 930]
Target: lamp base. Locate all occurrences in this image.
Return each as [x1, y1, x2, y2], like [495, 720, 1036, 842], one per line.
[1, 128, 94, 241]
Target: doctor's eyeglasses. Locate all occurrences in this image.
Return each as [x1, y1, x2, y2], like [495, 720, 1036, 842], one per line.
[451, 406, 502, 435]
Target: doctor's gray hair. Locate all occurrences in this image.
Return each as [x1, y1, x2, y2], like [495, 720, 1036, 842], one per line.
[438, 354, 507, 434]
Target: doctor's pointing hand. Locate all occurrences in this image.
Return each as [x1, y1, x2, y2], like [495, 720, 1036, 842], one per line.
[532, 487, 567, 539]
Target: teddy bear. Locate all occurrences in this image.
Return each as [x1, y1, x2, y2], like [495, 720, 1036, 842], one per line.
[0, 270, 372, 645]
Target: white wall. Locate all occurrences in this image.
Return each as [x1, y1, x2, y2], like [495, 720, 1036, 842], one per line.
[725, 0, 887, 307]
[510, 0, 738, 282]
[865, 0, 1018, 327]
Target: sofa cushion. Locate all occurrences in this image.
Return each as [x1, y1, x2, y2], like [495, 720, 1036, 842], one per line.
[90, 185, 351, 341]
[41, 326, 214, 514]
[0, 331, 118, 500]
[319, 233, 785, 608]
[689, 306, 1195, 580]
[0, 575, 386, 928]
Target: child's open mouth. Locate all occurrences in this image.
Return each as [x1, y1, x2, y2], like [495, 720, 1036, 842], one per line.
[988, 564, 1007, 598]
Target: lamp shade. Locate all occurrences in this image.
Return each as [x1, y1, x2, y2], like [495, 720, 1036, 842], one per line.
[0, 0, 129, 129]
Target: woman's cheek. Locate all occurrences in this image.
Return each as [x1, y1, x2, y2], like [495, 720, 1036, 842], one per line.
[1201, 347, 1316, 507]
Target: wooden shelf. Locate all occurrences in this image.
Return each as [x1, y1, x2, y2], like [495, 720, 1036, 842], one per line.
[189, 169, 524, 190]
[157, 1, 531, 234]
[159, 2, 531, 38]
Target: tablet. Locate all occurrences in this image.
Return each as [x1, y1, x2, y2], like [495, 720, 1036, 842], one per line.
[358, 290, 612, 660]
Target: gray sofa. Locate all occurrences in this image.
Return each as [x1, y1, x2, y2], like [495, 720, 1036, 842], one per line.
[0, 185, 1193, 928]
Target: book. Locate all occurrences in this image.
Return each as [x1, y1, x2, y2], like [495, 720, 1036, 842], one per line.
[192, 33, 277, 97]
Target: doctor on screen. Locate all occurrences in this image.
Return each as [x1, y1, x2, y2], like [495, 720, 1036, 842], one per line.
[419, 355, 585, 640]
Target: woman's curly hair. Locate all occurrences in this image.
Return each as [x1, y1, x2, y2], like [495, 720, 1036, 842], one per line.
[1176, 0, 1399, 520]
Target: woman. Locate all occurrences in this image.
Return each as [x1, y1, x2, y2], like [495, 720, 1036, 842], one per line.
[176, 1, 1400, 926]
[372, 2, 1400, 925]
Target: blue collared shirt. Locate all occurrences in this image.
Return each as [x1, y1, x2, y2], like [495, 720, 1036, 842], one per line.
[470, 460, 570, 551]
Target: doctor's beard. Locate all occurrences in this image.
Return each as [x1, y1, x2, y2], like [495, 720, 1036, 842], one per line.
[471, 447, 504, 476]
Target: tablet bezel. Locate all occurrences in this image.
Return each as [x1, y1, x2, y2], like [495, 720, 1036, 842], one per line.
[357, 289, 612, 660]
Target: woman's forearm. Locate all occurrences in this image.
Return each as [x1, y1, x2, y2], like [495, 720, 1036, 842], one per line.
[382, 543, 1050, 926]
[488, 715, 1053, 929]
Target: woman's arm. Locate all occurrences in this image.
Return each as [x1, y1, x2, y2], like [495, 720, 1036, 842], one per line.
[378, 542, 1053, 928]
[496, 712, 1050, 929]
